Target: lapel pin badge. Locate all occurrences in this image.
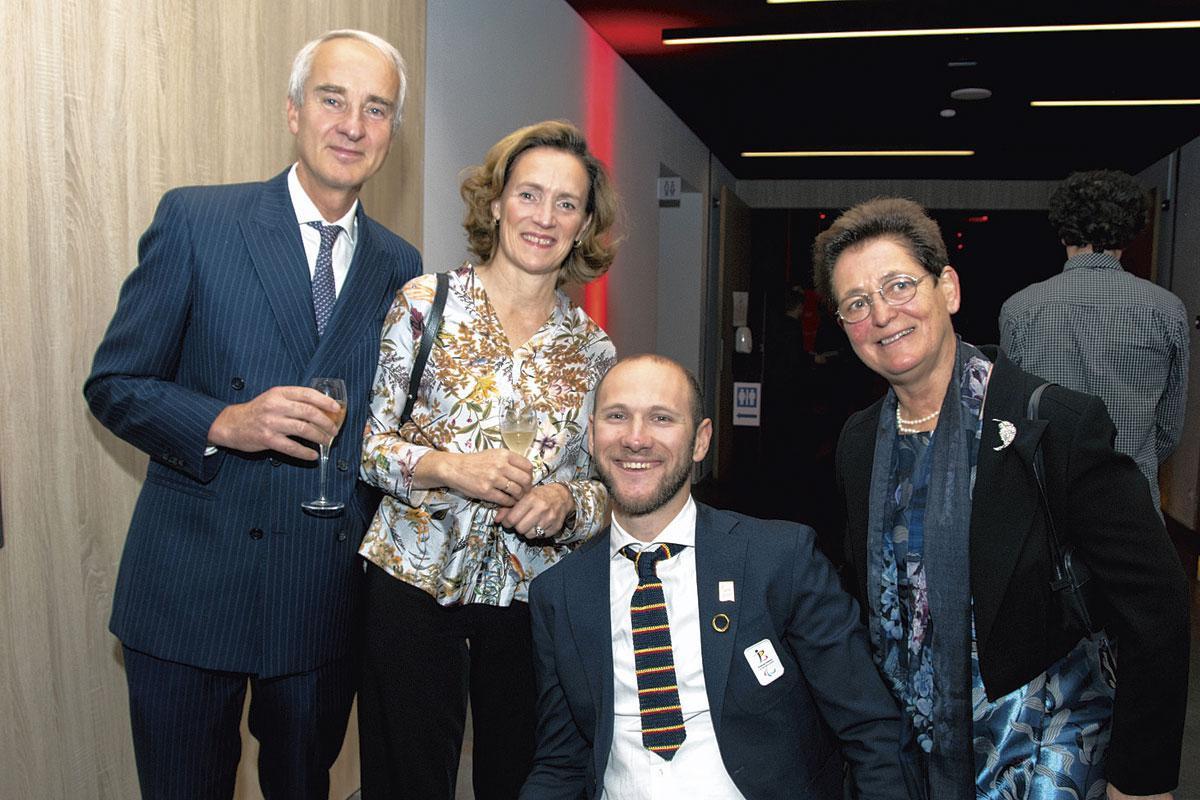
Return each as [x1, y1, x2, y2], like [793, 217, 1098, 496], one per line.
[992, 419, 1016, 451]
[712, 613, 731, 633]
[718, 580, 735, 603]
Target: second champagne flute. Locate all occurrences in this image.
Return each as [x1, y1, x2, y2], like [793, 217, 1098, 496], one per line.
[500, 396, 537, 456]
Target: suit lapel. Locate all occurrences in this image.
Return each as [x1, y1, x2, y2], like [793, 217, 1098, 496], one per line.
[564, 532, 615, 754]
[969, 358, 1046, 647]
[242, 170, 318, 372]
[694, 504, 747, 735]
[307, 205, 394, 381]
[840, 404, 883, 601]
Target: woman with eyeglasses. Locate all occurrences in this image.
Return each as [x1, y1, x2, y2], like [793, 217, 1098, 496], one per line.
[816, 197, 1188, 800]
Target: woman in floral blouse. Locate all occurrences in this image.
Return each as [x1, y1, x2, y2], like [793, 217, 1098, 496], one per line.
[821, 198, 1188, 800]
[357, 120, 618, 799]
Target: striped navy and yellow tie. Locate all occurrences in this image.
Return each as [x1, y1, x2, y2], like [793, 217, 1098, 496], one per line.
[621, 543, 687, 760]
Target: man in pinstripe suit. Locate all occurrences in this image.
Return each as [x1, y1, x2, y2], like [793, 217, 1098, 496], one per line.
[85, 30, 421, 799]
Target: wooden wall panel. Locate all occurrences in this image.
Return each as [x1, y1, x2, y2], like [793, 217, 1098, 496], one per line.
[0, 1, 424, 797]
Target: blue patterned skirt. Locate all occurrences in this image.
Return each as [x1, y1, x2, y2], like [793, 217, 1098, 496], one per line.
[972, 635, 1115, 800]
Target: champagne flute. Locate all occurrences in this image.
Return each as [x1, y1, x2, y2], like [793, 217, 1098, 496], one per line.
[302, 377, 347, 516]
[500, 396, 537, 456]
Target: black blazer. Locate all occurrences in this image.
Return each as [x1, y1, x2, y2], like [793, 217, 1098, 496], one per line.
[521, 503, 912, 800]
[835, 347, 1189, 795]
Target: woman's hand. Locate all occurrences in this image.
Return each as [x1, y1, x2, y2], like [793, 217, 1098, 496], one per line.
[496, 482, 574, 540]
[414, 449, 533, 505]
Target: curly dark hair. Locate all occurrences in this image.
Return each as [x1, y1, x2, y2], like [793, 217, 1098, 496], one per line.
[811, 197, 948, 307]
[460, 120, 619, 286]
[1048, 170, 1148, 251]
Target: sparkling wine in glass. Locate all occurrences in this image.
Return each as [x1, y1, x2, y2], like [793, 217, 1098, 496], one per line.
[500, 397, 537, 456]
[302, 377, 347, 516]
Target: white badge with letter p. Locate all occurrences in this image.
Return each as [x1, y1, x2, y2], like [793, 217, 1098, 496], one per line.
[743, 639, 784, 686]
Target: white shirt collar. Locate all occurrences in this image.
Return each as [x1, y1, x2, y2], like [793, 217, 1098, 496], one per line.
[609, 496, 697, 559]
[287, 163, 358, 246]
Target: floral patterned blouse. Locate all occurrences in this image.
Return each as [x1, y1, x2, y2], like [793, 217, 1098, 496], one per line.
[360, 265, 616, 606]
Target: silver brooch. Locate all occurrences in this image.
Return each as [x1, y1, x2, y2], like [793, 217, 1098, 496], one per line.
[992, 419, 1016, 451]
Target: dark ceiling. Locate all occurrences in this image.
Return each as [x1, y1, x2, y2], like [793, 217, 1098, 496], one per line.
[564, 0, 1200, 180]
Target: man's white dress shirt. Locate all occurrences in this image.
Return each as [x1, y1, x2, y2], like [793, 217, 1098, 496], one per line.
[603, 496, 746, 800]
[288, 162, 358, 296]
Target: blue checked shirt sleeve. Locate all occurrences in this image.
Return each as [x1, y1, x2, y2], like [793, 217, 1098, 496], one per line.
[1155, 310, 1189, 462]
[998, 302, 1025, 364]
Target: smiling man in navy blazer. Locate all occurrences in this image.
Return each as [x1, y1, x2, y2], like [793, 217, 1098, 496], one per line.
[84, 29, 421, 800]
[521, 354, 911, 800]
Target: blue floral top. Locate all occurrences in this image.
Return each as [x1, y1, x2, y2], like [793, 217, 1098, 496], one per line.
[878, 429, 937, 753]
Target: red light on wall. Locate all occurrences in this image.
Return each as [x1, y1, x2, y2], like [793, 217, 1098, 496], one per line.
[967, 215, 989, 223]
[583, 27, 618, 330]
[583, 11, 699, 55]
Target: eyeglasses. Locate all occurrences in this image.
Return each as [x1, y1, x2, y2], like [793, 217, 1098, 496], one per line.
[835, 274, 929, 324]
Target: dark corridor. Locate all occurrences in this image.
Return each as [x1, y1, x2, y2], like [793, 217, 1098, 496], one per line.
[697, 207, 1067, 565]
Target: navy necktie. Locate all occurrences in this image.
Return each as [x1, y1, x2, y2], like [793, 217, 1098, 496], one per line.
[308, 221, 341, 336]
[620, 543, 688, 760]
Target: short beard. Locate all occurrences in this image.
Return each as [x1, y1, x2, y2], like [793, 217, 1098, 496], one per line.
[596, 432, 696, 518]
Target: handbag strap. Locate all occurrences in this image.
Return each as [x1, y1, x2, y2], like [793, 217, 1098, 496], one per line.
[400, 271, 449, 425]
[1027, 382, 1071, 591]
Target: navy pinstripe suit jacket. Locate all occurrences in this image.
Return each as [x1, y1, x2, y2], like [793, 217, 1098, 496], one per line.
[85, 169, 421, 677]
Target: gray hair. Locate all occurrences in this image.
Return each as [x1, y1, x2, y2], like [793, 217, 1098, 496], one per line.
[288, 29, 408, 135]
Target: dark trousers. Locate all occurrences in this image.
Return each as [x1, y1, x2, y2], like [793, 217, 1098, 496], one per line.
[122, 645, 356, 800]
[359, 564, 537, 800]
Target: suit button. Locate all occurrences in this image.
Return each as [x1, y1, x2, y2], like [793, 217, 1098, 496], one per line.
[336, 458, 349, 471]
[249, 528, 264, 540]
[269, 458, 280, 467]
[337, 530, 348, 542]
[231, 377, 245, 390]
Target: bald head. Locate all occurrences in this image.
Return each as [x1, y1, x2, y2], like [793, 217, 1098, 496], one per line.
[594, 354, 706, 430]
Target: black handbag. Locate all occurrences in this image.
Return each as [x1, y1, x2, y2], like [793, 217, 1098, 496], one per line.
[1028, 382, 1103, 636]
[400, 271, 449, 425]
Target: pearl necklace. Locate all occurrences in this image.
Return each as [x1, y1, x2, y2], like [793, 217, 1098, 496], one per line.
[896, 406, 940, 434]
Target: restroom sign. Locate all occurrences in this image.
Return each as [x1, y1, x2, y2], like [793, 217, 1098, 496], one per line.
[733, 382, 761, 427]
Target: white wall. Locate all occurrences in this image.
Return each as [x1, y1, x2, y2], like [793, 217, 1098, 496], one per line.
[423, 0, 711, 357]
[656, 193, 705, 375]
[1143, 136, 1200, 527]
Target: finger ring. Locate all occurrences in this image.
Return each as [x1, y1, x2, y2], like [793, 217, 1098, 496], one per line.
[534, 526, 546, 537]
[503, 480, 512, 494]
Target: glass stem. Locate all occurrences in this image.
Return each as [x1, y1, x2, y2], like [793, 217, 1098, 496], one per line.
[318, 443, 330, 501]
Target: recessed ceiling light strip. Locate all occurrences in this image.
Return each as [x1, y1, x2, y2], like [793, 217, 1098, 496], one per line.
[1031, 99, 1200, 107]
[741, 150, 975, 157]
[663, 20, 1200, 46]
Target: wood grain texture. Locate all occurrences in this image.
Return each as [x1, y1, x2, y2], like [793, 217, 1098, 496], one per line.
[0, 1, 424, 797]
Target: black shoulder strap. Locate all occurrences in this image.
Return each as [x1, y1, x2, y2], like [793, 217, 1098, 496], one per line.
[1027, 382, 1070, 589]
[1027, 381, 1053, 508]
[400, 271, 449, 425]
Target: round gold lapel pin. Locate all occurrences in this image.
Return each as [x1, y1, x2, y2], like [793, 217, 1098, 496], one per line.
[711, 613, 731, 633]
